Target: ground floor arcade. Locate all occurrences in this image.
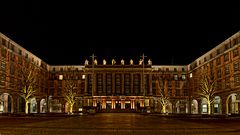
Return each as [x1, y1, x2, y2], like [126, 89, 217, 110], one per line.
[0, 93, 240, 115]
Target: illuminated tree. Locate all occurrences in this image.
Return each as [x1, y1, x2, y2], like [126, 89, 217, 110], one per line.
[156, 78, 169, 113]
[19, 62, 38, 114]
[199, 73, 216, 115]
[63, 67, 80, 114]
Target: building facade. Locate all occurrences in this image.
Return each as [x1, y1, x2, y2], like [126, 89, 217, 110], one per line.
[0, 31, 240, 114]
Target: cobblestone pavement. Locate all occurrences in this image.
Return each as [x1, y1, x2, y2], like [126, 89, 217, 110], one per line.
[0, 113, 240, 135]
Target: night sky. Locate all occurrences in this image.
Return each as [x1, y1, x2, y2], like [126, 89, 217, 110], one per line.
[1, 1, 239, 65]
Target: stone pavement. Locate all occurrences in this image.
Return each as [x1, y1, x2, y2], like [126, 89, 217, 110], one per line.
[0, 113, 239, 135]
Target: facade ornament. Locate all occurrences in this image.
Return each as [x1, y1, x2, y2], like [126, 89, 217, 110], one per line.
[130, 59, 134, 65]
[103, 59, 107, 65]
[94, 59, 98, 65]
[112, 59, 116, 65]
[121, 59, 124, 65]
[84, 59, 89, 65]
[139, 59, 143, 65]
[148, 59, 152, 65]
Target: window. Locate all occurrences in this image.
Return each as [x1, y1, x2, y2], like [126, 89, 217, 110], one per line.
[225, 77, 230, 88]
[204, 57, 207, 62]
[2, 38, 6, 46]
[166, 68, 169, 72]
[59, 75, 63, 80]
[225, 44, 229, 50]
[182, 67, 185, 71]
[210, 53, 213, 59]
[190, 73, 193, 78]
[174, 68, 177, 72]
[181, 74, 186, 80]
[234, 74, 240, 86]
[82, 75, 85, 79]
[217, 69, 221, 78]
[216, 58, 221, 65]
[53, 68, 55, 72]
[18, 49, 22, 55]
[233, 49, 239, 57]
[234, 62, 239, 72]
[174, 74, 178, 80]
[217, 49, 220, 55]
[176, 89, 180, 96]
[225, 65, 230, 75]
[224, 54, 229, 62]
[202, 104, 207, 113]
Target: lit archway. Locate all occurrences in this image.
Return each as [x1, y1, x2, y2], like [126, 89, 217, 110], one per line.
[201, 98, 208, 114]
[29, 98, 37, 113]
[191, 99, 198, 114]
[213, 96, 221, 114]
[166, 101, 172, 113]
[40, 99, 47, 113]
[226, 93, 239, 115]
[0, 93, 13, 113]
[176, 100, 187, 113]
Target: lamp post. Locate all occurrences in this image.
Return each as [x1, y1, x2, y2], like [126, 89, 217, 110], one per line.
[90, 54, 97, 97]
[140, 53, 147, 107]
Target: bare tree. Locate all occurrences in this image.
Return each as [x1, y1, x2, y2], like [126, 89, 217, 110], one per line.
[63, 67, 79, 114]
[155, 78, 169, 114]
[199, 73, 216, 115]
[19, 62, 38, 114]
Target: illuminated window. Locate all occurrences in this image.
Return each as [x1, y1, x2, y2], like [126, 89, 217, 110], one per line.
[174, 74, 178, 80]
[82, 75, 85, 79]
[181, 74, 186, 80]
[59, 75, 63, 80]
[190, 73, 193, 78]
[202, 104, 207, 113]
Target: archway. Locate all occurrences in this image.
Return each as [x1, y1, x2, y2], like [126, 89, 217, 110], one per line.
[0, 93, 13, 113]
[40, 99, 47, 113]
[201, 98, 208, 114]
[213, 96, 221, 114]
[65, 102, 70, 113]
[226, 93, 239, 115]
[18, 96, 25, 113]
[166, 101, 172, 113]
[191, 99, 198, 114]
[29, 98, 37, 113]
[176, 100, 187, 113]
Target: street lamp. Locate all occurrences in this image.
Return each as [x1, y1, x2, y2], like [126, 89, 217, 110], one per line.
[90, 54, 97, 97]
[140, 53, 147, 108]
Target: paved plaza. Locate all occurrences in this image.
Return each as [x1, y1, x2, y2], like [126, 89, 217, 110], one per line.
[0, 113, 240, 135]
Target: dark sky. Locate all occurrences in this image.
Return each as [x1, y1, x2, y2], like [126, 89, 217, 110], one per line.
[1, 1, 239, 65]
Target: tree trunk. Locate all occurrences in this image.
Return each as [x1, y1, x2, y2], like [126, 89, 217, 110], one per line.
[207, 101, 211, 115]
[162, 104, 166, 113]
[25, 100, 29, 114]
[70, 104, 73, 114]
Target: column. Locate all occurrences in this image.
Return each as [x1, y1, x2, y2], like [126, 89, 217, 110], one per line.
[103, 73, 106, 95]
[131, 99, 135, 109]
[112, 73, 115, 95]
[121, 73, 124, 95]
[93, 73, 97, 96]
[102, 99, 106, 109]
[131, 73, 133, 94]
[149, 74, 152, 96]
[121, 100, 125, 109]
[140, 73, 143, 95]
[84, 74, 88, 95]
[112, 99, 115, 109]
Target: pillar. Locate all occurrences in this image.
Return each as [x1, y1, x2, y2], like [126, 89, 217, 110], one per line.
[121, 73, 124, 95]
[112, 73, 115, 95]
[131, 73, 133, 94]
[103, 73, 106, 95]
[149, 74, 152, 96]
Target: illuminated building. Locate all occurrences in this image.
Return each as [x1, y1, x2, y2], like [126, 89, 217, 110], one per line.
[0, 31, 240, 114]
